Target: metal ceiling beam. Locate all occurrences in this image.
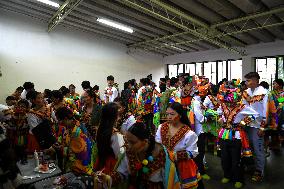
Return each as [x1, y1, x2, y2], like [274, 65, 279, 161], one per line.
[119, 0, 245, 55]
[145, 17, 284, 52]
[148, 0, 246, 47]
[48, 0, 83, 32]
[212, 7, 284, 28]
[129, 6, 284, 51]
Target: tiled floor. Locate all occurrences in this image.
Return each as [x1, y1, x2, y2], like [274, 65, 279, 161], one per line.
[203, 150, 284, 189]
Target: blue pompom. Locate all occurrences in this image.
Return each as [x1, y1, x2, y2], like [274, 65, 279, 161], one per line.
[148, 156, 154, 162]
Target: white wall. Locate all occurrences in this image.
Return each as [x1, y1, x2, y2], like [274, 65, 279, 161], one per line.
[0, 9, 165, 104]
[164, 40, 284, 79]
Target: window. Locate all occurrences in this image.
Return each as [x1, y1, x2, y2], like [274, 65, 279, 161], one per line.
[228, 60, 242, 80]
[177, 64, 184, 75]
[185, 64, 196, 75]
[256, 57, 277, 88]
[204, 62, 217, 84]
[167, 59, 242, 83]
[196, 63, 203, 76]
[278, 57, 284, 79]
[168, 64, 178, 78]
[218, 61, 227, 83]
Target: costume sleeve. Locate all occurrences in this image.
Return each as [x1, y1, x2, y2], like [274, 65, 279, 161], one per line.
[111, 88, 119, 102]
[217, 105, 223, 116]
[203, 96, 211, 108]
[175, 131, 199, 160]
[27, 113, 41, 129]
[111, 132, 125, 158]
[193, 101, 206, 123]
[155, 124, 162, 144]
[261, 93, 268, 128]
[241, 91, 249, 105]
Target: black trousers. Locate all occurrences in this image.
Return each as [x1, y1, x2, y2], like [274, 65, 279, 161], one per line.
[0, 139, 19, 181]
[194, 133, 206, 175]
[220, 139, 243, 182]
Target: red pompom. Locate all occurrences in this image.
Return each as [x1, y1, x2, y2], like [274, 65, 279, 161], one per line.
[135, 162, 142, 170]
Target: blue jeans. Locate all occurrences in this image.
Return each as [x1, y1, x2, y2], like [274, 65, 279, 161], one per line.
[245, 127, 265, 173]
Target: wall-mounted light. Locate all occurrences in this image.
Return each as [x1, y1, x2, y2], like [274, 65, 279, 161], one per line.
[97, 18, 134, 33]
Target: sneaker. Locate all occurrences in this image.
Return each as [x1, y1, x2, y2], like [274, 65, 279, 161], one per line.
[221, 177, 230, 184]
[251, 171, 263, 182]
[234, 182, 243, 188]
[265, 151, 270, 158]
[202, 174, 211, 180]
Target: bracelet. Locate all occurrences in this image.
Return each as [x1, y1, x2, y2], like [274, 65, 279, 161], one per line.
[259, 127, 265, 131]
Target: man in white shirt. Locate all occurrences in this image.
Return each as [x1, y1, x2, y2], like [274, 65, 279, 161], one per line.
[104, 75, 118, 103]
[242, 72, 268, 182]
[192, 90, 211, 180]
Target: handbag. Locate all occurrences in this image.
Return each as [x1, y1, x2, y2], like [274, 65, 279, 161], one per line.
[32, 119, 56, 149]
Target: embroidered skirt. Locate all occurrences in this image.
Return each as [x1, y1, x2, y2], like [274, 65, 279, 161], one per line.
[177, 159, 200, 189]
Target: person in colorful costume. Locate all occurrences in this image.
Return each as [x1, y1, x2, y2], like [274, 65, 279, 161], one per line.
[53, 107, 96, 175]
[160, 77, 179, 120]
[203, 85, 222, 155]
[104, 75, 119, 103]
[242, 72, 268, 182]
[95, 103, 125, 175]
[191, 84, 211, 181]
[68, 84, 81, 110]
[7, 99, 30, 164]
[102, 121, 181, 189]
[51, 90, 79, 123]
[80, 90, 102, 139]
[217, 81, 258, 188]
[27, 91, 51, 153]
[136, 78, 155, 133]
[156, 102, 203, 189]
[265, 79, 284, 151]
[115, 98, 136, 135]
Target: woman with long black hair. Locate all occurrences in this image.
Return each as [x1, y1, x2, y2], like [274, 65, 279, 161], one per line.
[156, 102, 204, 189]
[96, 121, 180, 189]
[95, 102, 125, 175]
[81, 89, 102, 139]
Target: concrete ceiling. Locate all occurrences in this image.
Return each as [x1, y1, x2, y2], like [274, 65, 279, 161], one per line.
[1, 0, 284, 56]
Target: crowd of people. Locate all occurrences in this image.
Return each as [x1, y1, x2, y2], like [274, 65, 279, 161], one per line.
[0, 72, 283, 189]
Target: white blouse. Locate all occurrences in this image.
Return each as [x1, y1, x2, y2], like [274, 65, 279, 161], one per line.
[111, 132, 125, 158]
[120, 115, 136, 134]
[155, 124, 199, 158]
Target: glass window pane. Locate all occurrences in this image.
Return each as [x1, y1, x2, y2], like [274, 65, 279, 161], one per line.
[178, 64, 184, 75]
[218, 61, 227, 83]
[196, 63, 203, 76]
[204, 62, 217, 84]
[168, 64, 178, 78]
[267, 58, 276, 87]
[278, 57, 284, 79]
[185, 64, 196, 75]
[229, 60, 242, 80]
[256, 58, 276, 89]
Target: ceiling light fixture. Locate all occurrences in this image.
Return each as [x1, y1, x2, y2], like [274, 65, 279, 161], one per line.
[97, 18, 134, 33]
[36, 0, 60, 8]
[164, 43, 186, 52]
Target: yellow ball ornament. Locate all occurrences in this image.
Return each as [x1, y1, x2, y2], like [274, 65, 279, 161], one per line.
[142, 159, 148, 166]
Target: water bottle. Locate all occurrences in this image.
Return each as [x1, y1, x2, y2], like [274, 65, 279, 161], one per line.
[34, 150, 39, 168]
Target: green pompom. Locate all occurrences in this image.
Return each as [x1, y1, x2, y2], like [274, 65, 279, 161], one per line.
[142, 167, 149, 174]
